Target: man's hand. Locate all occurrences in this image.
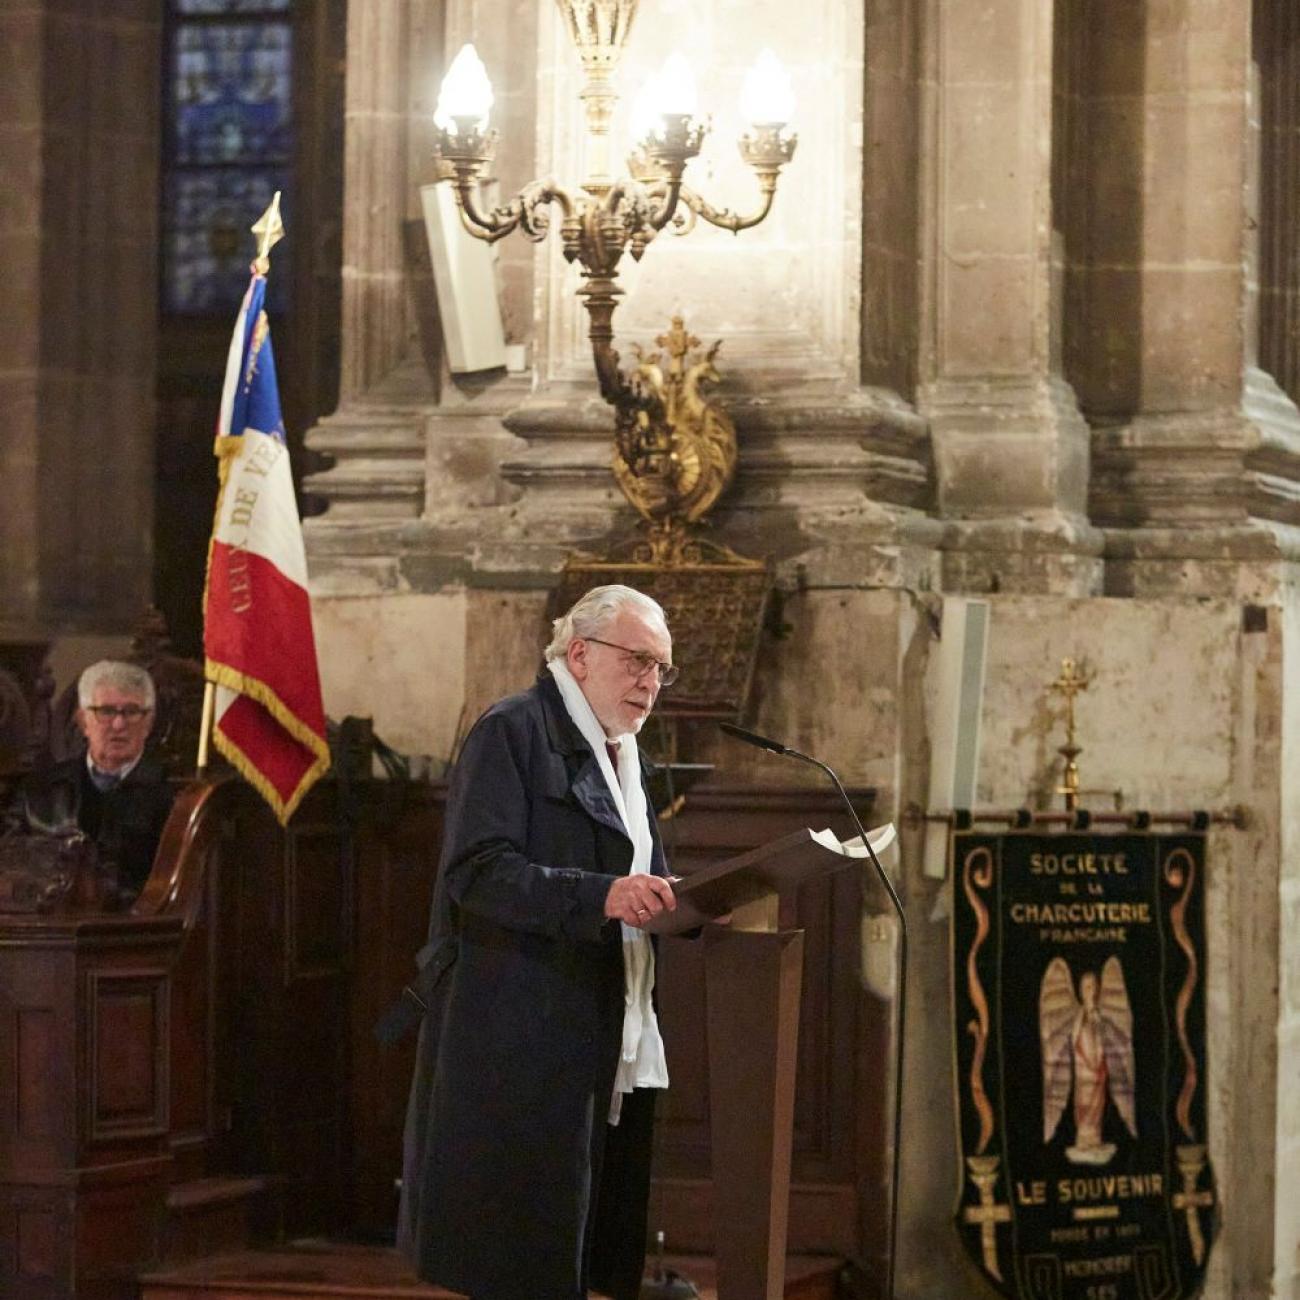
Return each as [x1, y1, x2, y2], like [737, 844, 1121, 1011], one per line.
[605, 873, 677, 928]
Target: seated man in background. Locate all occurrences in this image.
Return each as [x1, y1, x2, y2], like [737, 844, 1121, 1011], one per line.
[4, 661, 174, 900]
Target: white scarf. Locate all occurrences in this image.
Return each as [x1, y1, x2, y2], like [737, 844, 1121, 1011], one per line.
[547, 660, 669, 1121]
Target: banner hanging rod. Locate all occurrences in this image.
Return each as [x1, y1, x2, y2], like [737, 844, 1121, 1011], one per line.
[910, 806, 1247, 831]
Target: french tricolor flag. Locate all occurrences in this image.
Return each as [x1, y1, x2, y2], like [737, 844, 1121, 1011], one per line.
[203, 272, 330, 823]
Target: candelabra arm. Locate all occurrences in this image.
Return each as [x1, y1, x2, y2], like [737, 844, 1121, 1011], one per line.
[623, 176, 687, 237]
[579, 278, 663, 422]
[592, 337, 635, 406]
[597, 179, 651, 240]
[665, 125, 796, 233]
[449, 174, 577, 245]
[647, 176, 687, 232]
[679, 174, 778, 234]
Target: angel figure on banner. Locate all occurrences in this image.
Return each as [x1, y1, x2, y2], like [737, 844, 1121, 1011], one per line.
[1040, 955, 1138, 1165]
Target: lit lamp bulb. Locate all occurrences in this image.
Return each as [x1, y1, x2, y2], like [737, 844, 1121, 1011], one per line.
[630, 75, 664, 145]
[631, 51, 705, 172]
[655, 52, 698, 120]
[737, 47, 797, 175]
[741, 48, 794, 128]
[435, 43, 494, 136]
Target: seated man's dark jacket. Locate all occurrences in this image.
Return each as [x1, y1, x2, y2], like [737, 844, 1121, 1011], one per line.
[5, 754, 174, 897]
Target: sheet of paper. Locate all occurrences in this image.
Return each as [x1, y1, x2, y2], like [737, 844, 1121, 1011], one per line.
[810, 822, 897, 858]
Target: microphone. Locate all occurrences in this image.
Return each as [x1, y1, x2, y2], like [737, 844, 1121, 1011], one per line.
[718, 724, 898, 902]
[717, 720, 789, 756]
[719, 721, 908, 1300]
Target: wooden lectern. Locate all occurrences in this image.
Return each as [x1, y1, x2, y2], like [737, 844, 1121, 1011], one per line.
[648, 826, 887, 1300]
[0, 908, 185, 1299]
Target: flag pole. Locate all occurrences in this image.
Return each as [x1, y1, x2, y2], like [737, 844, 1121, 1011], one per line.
[196, 682, 216, 775]
[196, 191, 286, 778]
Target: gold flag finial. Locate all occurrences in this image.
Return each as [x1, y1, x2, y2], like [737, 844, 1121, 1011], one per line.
[250, 191, 285, 274]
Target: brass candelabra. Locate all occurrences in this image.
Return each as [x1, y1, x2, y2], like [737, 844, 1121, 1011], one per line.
[430, 0, 797, 522]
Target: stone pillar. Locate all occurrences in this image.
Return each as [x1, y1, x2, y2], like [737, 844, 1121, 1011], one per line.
[1072, 0, 1300, 599]
[306, 0, 441, 537]
[917, 0, 1102, 596]
[1255, 0, 1300, 406]
[1272, 588, 1300, 1298]
[861, 0, 921, 401]
[0, 1, 160, 638]
[304, 0, 543, 749]
[305, 0, 544, 546]
[1215, 592, 1300, 1300]
[1251, 19, 1300, 1286]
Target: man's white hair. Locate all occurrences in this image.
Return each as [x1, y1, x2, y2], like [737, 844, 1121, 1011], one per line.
[78, 660, 156, 711]
[545, 585, 669, 662]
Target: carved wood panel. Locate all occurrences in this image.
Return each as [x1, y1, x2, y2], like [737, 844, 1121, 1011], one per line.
[0, 949, 76, 1177]
[87, 969, 169, 1142]
[165, 839, 218, 1183]
[284, 823, 353, 983]
[216, 788, 353, 1239]
[349, 785, 444, 1238]
[0, 913, 182, 1300]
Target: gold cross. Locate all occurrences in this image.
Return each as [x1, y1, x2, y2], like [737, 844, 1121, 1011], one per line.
[657, 315, 699, 364]
[1050, 656, 1089, 706]
[963, 1155, 1012, 1281]
[1172, 1145, 1214, 1265]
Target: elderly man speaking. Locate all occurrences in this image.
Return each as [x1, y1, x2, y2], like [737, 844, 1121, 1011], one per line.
[398, 584, 679, 1300]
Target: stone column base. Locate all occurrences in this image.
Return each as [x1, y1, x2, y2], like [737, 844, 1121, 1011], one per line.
[1091, 377, 1300, 532]
[303, 404, 428, 523]
[922, 376, 1093, 518]
[920, 376, 1104, 593]
[940, 512, 1105, 596]
[1090, 371, 1300, 598]
[304, 381, 948, 595]
[1102, 521, 1300, 601]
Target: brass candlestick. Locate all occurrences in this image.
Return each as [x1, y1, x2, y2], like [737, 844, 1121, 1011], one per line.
[1049, 657, 1091, 812]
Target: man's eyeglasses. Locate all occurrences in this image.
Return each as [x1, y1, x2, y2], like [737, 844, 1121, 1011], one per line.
[84, 704, 152, 722]
[582, 637, 680, 687]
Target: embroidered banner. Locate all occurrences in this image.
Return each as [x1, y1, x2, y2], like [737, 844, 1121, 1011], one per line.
[951, 831, 1217, 1299]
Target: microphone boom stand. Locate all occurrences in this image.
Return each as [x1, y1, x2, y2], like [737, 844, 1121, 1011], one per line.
[719, 723, 907, 1300]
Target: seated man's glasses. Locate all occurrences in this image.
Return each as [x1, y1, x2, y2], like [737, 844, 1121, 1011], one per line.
[84, 705, 152, 722]
[582, 637, 679, 687]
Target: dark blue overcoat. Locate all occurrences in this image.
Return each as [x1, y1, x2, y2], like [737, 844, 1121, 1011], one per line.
[397, 673, 667, 1300]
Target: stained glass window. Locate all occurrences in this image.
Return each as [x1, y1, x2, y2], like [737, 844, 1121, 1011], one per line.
[173, 23, 292, 165]
[162, 3, 293, 314]
[176, 0, 289, 12]
[164, 169, 289, 313]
